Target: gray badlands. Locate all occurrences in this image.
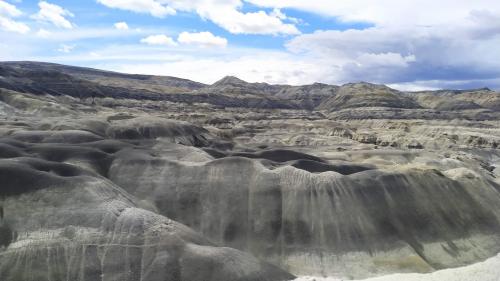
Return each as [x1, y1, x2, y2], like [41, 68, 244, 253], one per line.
[1, 61, 500, 281]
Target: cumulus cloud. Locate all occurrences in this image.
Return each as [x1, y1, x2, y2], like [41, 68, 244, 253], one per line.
[140, 34, 177, 46]
[32, 1, 74, 29]
[0, 0, 29, 33]
[114, 21, 129, 30]
[97, 0, 299, 35]
[287, 16, 500, 87]
[0, 0, 22, 17]
[0, 16, 29, 33]
[247, 0, 500, 27]
[178, 31, 227, 48]
[238, 1, 496, 89]
[97, 0, 175, 18]
[195, 7, 299, 35]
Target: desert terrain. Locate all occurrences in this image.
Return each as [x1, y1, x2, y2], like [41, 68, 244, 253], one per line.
[1, 61, 500, 281]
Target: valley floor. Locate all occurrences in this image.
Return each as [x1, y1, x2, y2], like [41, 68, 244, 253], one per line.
[296, 253, 500, 281]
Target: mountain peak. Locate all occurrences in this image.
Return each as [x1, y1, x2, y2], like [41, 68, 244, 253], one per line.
[212, 76, 248, 87]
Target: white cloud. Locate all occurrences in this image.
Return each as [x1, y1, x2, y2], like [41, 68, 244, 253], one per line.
[96, 0, 299, 35]
[196, 7, 299, 35]
[57, 44, 75, 53]
[0, 0, 22, 17]
[32, 1, 74, 29]
[286, 16, 500, 86]
[140, 34, 177, 46]
[357, 53, 416, 68]
[108, 53, 324, 85]
[178, 31, 227, 48]
[246, 0, 500, 27]
[97, 0, 175, 18]
[28, 27, 150, 41]
[387, 82, 440, 92]
[114, 21, 129, 30]
[27, 42, 330, 85]
[0, 16, 30, 33]
[0, 0, 29, 34]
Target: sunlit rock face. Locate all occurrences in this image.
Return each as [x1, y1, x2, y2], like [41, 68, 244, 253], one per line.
[0, 157, 294, 281]
[109, 149, 500, 278]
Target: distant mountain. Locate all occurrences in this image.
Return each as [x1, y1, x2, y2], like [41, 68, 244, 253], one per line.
[193, 76, 294, 109]
[406, 88, 500, 111]
[0, 61, 498, 112]
[1, 61, 205, 93]
[317, 82, 421, 111]
[0, 61, 204, 102]
[275, 83, 339, 110]
[211, 75, 287, 95]
[0, 62, 296, 108]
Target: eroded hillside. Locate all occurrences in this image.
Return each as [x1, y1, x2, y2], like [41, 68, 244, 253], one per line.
[1, 62, 500, 281]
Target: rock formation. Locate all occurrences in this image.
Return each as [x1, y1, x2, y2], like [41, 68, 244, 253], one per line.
[1, 61, 500, 280]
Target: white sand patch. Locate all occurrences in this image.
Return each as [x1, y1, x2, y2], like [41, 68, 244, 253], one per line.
[295, 252, 500, 281]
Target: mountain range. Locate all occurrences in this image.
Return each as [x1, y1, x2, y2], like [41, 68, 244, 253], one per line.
[1, 61, 499, 113]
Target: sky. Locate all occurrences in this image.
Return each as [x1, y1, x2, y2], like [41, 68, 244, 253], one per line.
[1, 1, 500, 90]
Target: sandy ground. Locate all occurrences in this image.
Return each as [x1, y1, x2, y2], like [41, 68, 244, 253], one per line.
[295, 253, 500, 281]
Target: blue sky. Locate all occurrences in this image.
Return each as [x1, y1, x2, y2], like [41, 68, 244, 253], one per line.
[1, 0, 500, 90]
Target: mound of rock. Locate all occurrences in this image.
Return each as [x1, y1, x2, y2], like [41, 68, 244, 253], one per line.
[275, 83, 338, 110]
[0, 157, 294, 281]
[109, 150, 500, 278]
[317, 82, 420, 111]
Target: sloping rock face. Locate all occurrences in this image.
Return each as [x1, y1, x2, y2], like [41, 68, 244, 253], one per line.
[105, 117, 212, 145]
[109, 150, 500, 278]
[194, 76, 294, 109]
[275, 83, 338, 110]
[0, 61, 205, 95]
[317, 83, 421, 111]
[209, 76, 285, 96]
[0, 62, 295, 109]
[0, 157, 294, 281]
[408, 93, 483, 111]
[0, 112, 295, 281]
[407, 88, 500, 111]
